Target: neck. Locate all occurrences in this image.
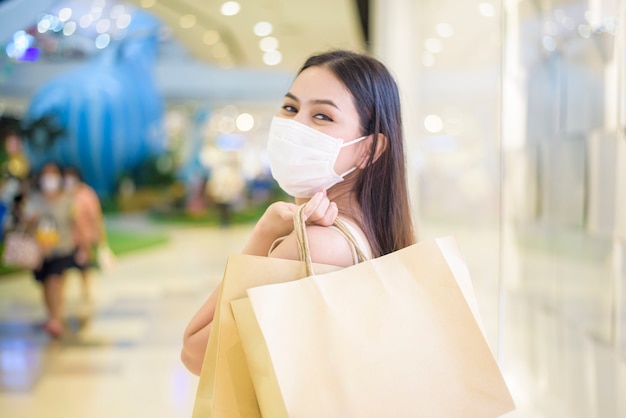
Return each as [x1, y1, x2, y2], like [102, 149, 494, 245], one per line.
[294, 172, 363, 224]
[44, 191, 62, 200]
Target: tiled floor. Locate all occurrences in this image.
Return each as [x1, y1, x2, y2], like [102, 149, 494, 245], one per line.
[4, 214, 619, 417]
[0, 217, 251, 418]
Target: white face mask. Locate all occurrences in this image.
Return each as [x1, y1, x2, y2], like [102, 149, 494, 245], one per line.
[267, 117, 367, 198]
[40, 174, 62, 194]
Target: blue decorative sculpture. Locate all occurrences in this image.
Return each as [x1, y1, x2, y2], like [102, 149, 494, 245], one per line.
[22, 10, 164, 197]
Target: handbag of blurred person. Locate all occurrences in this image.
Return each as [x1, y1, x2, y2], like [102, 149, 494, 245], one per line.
[228, 206, 515, 418]
[1, 223, 42, 270]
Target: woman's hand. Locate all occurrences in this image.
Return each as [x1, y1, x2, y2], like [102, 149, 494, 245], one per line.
[74, 246, 90, 267]
[301, 190, 338, 227]
[242, 191, 337, 256]
[256, 191, 337, 235]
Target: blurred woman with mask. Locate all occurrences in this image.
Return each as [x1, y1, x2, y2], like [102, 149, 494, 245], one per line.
[23, 162, 83, 337]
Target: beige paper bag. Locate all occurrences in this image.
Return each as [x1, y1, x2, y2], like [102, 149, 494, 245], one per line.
[232, 236, 515, 418]
[191, 253, 342, 418]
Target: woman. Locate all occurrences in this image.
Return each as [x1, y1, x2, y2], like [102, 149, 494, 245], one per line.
[64, 166, 107, 302]
[181, 50, 415, 375]
[23, 162, 84, 337]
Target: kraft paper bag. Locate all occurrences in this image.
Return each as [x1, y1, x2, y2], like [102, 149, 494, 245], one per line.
[232, 236, 515, 418]
[191, 253, 342, 418]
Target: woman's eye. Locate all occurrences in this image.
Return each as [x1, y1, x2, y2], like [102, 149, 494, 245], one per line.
[282, 105, 297, 113]
[314, 114, 333, 122]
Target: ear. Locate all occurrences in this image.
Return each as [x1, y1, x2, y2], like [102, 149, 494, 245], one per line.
[357, 134, 388, 168]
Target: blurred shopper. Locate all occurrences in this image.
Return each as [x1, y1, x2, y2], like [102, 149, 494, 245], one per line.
[0, 129, 30, 235]
[182, 50, 415, 374]
[63, 166, 107, 302]
[206, 152, 245, 227]
[23, 162, 83, 337]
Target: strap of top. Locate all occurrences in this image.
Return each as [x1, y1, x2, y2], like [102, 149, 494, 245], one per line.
[293, 204, 369, 276]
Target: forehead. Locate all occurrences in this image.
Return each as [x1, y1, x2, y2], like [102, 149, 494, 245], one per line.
[42, 164, 60, 174]
[290, 66, 354, 107]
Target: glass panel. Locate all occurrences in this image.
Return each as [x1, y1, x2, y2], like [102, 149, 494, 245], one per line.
[501, 0, 625, 415]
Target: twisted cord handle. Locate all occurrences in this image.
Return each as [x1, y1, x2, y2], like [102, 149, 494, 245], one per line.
[293, 204, 368, 276]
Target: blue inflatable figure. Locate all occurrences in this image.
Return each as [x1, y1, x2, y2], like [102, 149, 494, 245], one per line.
[22, 10, 164, 197]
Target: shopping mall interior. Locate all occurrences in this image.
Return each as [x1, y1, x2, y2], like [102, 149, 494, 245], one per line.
[1, 0, 626, 417]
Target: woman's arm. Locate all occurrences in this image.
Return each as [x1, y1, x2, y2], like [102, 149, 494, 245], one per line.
[181, 191, 338, 375]
[181, 282, 221, 375]
[268, 224, 356, 267]
[180, 202, 296, 375]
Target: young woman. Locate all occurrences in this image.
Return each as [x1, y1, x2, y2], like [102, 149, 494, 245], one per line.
[181, 50, 415, 375]
[23, 162, 85, 337]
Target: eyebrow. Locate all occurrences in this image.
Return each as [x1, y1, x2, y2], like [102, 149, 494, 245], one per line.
[285, 92, 340, 110]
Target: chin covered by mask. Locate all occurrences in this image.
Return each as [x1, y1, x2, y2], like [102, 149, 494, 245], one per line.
[40, 174, 62, 194]
[267, 117, 366, 198]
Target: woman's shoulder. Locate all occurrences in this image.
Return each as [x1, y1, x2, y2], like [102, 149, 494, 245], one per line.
[268, 219, 370, 267]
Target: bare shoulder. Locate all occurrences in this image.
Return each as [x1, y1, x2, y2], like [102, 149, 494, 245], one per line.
[268, 224, 355, 267]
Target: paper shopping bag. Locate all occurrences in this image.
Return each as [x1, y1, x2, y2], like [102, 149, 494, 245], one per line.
[191, 253, 343, 418]
[232, 236, 515, 418]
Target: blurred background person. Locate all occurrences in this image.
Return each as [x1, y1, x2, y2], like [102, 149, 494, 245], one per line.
[63, 166, 107, 302]
[23, 162, 83, 337]
[205, 151, 245, 227]
[0, 128, 30, 236]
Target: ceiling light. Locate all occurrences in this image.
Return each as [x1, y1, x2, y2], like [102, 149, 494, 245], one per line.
[577, 24, 591, 38]
[37, 17, 51, 33]
[90, 7, 103, 20]
[79, 14, 93, 28]
[436, 23, 454, 38]
[218, 116, 236, 133]
[478, 2, 495, 17]
[117, 14, 131, 29]
[180, 14, 196, 29]
[254, 21, 272, 36]
[50, 16, 63, 32]
[110, 5, 125, 19]
[424, 115, 443, 133]
[424, 38, 443, 54]
[96, 19, 111, 33]
[542, 35, 556, 52]
[221, 1, 241, 16]
[236, 113, 254, 132]
[263, 50, 282, 66]
[203, 30, 220, 45]
[259, 36, 278, 52]
[95, 33, 111, 49]
[63, 21, 76, 36]
[58, 8, 72, 22]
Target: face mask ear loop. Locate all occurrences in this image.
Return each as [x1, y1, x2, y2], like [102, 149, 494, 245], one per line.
[338, 166, 358, 178]
[337, 136, 368, 178]
[340, 135, 368, 148]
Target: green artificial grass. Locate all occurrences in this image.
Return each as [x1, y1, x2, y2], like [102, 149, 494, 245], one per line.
[149, 204, 269, 226]
[105, 229, 169, 255]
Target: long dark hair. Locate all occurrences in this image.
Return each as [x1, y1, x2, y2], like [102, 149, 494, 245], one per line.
[299, 50, 415, 256]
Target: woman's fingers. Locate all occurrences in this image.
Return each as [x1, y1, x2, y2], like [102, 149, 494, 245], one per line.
[317, 201, 338, 226]
[303, 191, 337, 226]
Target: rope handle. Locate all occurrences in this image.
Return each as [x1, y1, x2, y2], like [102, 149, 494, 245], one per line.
[293, 204, 368, 276]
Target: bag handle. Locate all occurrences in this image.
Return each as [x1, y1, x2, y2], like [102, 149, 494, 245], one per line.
[293, 204, 369, 276]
